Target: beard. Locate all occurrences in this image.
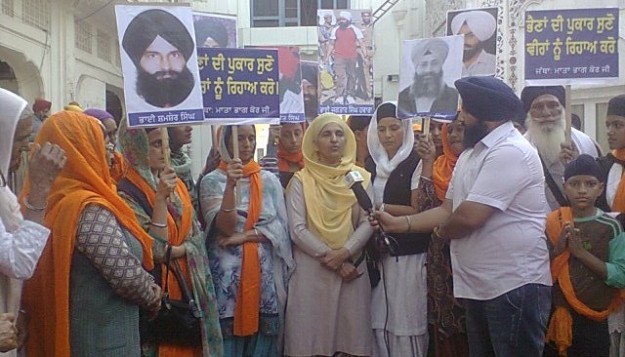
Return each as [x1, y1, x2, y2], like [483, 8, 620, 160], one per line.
[410, 70, 443, 98]
[463, 120, 490, 148]
[136, 66, 195, 108]
[525, 111, 566, 164]
[463, 44, 482, 62]
[339, 21, 349, 28]
[304, 94, 318, 119]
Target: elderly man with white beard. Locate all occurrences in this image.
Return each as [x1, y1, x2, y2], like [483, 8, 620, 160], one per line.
[521, 85, 599, 210]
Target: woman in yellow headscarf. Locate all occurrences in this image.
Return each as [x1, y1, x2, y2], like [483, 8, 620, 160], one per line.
[284, 113, 374, 357]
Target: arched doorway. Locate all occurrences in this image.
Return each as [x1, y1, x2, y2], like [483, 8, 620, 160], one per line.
[0, 60, 18, 93]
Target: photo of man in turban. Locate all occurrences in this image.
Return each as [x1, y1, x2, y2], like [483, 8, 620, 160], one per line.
[193, 13, 237, 49]
[398, 36, 462, 118]
[448, 8, 498, 77]
[122, 8, 196, 108]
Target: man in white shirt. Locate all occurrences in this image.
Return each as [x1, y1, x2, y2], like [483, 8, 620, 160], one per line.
[521, 86, 600, 210]
[377, 76, 552, 356]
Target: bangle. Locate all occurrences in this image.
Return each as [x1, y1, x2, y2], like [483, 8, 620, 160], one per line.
[24, 197, 46, 211]
[149, 221, 167, 228]
[220, 207, 235, 212]
[420, 175, 433, 182]
[405, 215, 412, 232]
[379, 203, 385, 212]
[254, 228, 259, 237]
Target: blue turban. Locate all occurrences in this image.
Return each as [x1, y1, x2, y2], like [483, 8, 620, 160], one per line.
[563, 154, 603, 182]
[454, 76, 524, 122]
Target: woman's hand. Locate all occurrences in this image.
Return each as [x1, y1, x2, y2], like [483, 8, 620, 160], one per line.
[146, 283, 162, 321]
[338, 262, 362, 282]
[27, 142, 66, 204]
[416, 135, 437, 164]
[217, 232, 250, 248]
[226, 159, 243, 188]
[155, 167, 177, 200]
[321, 248, 350, 271]
[0, 313, 17, 353]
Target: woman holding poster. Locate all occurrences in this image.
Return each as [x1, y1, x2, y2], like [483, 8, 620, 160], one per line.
[199, 125, 294, 356]
[117, 122, 223, 357]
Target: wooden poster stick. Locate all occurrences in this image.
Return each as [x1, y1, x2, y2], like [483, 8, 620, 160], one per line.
[160, 127, 171, 167]
[422, 116, 431, 141]
[565, 84, 572, 146]
[231, 126, 242, 205]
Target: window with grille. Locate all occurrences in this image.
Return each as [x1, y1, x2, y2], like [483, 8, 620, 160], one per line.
[75, 19, 92, 54]
[2, 0, 14, 17]
[97, 29, 111, 62]
[251, 0, 350, 27]
[22, 0, 49, 31]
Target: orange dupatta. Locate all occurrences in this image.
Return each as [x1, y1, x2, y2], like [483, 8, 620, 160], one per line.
[432, 125, 458, 201]
[611, 149, 625, 212]
[20, 112, 154, 357]
[218, 160, 263, 336]
[277, 143, 305, 172]
[545, 207, 624, 355]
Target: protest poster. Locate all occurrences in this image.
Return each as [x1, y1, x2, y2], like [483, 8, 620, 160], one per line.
[397, 36, 463, 119]
[317, 9, 374, 115]
[300, 60, 319, 120]
[198, 47, 280, 125]
[447, 7, 498, 77]
[115, 5, 204, 127]
[524, 8, 619, 84]
[193, 12, 238, 49]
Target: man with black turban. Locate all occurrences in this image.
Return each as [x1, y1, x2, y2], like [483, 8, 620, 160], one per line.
[122, 9, 195, 108]
[194, 19, 228, 48]
[398, 38, 459, 118]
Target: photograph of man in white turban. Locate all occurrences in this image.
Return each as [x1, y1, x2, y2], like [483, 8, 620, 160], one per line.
[447, 8, 498, 77]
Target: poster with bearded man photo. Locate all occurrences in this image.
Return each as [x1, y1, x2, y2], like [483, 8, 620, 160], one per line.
[116, 5, 204, 127]
[397, 36, 463, 119]
[447, 7, 498, 77]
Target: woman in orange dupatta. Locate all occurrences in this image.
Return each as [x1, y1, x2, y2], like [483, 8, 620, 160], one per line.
[277, 122, 306, 188]
[198, 125, 294, 356]
[415, 120, 470, 357]
[21, 111, 160, 356]
[117, 122, 223, 357]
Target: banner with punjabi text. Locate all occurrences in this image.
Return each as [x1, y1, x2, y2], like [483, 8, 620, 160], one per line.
[524, 8, 618, 84]
[198, 48, 280, 125]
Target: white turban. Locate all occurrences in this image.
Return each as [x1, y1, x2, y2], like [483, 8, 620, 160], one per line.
[339, 11, 352, 22]
[318, 10, 336, 26]
[451, 10, 496, 42]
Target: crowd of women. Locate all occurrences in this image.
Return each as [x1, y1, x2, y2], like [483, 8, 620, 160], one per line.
[2, 78, 625, 357]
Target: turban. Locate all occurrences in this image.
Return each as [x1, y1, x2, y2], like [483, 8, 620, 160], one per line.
[339, 11, 352, 21]
[347, 115, 370, 131]
[411, 38, 449, 64]
[607, 95, 625, 117]
[564, 154, 603, 182]
[32, 98, 51, 112]
[520, 86, 565, 113]
[375, 102, 397, 122]
[455, 76, 523, 122]
[122, 9, 194, 68]
[195, 19, 228, 47]
[63, 101, 83, 112]
[84, 108, 114, 123]
[451, 10, 497, 42]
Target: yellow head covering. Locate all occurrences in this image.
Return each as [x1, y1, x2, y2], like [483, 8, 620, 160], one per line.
[292, 113, 371, 249]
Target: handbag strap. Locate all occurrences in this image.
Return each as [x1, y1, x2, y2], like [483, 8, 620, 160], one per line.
[539, 154, 569, 207]
[162, 245, 173, 295]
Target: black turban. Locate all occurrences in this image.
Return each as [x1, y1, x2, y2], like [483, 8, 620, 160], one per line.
[607, 95, 625, 117]
[375, 102, 397, 122]
[454, 76, 524, 122]
[122, 9, 194, 68]
[347, 115, 371, 131]
[520, 86, 565, 113]
[195, 19, 228, 47]
[564, 154, 603, 182]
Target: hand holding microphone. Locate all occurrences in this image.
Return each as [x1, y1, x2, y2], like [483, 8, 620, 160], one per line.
[345, 171, 397, 254]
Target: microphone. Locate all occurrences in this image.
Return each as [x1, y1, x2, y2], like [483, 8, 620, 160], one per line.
[345, 171, 373, 214]
[345, 171, 397, 254]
